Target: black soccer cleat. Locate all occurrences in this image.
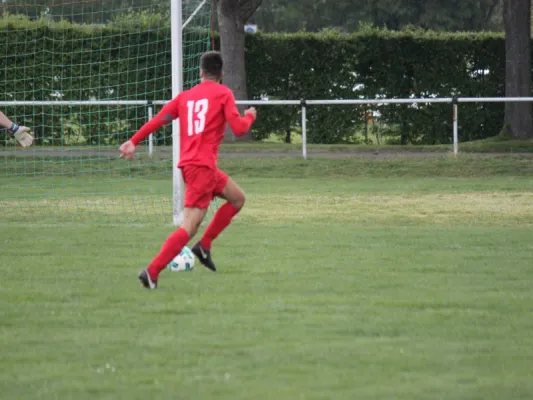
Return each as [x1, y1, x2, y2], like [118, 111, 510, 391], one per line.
[192, 242, 217, 272]
[139, 268, 157, 289]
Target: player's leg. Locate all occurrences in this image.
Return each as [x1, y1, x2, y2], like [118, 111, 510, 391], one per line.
[200, 174, 245, 250]
[139, 207, 206, 289]
[192, 172, 245, 271]
[139, 166, 213, 289]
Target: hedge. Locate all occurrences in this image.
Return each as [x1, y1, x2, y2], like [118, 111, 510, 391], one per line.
[0, 19, 512, 144]
[245, 30, 506, 144]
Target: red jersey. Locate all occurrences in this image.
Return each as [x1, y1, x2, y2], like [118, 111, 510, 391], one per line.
[130, 81, 255, 169]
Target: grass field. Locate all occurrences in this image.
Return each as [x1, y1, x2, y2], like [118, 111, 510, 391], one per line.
[2, 153, 533, 399]
[2, 137, 533, 157]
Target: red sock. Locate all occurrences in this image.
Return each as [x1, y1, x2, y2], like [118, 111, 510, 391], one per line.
[200, 203, 240, 250]
[147, 228, 190, 280]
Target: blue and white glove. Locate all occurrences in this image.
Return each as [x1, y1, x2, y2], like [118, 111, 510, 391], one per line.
[8, 123, 33, 148]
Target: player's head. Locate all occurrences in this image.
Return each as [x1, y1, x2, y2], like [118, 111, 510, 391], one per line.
[200, 51, 223, 82]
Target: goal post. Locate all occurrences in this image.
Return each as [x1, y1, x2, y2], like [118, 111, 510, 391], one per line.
[172, 0, 184, 226]
[173, 0, 213, 225]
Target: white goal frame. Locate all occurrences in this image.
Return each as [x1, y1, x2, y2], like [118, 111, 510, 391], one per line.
[170, 0, 214, 225]
[172, 0, 184, 225]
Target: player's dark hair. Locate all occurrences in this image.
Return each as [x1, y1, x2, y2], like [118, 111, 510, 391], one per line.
[200, 51, 223, 80]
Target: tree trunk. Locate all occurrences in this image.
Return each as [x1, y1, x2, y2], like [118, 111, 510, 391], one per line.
[503, 0, 533, 139]
[216, 0, 262, 141]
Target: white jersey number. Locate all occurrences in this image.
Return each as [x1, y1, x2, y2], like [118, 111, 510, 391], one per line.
[187, 99, 209, 136]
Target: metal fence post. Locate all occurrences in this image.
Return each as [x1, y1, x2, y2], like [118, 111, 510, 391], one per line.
[301, 99, 307, 159]
[452, 98, 458, 156]
[147, 102, 154, 158]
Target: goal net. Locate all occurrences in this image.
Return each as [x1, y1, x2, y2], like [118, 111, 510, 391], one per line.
[0, 0, 212, 225]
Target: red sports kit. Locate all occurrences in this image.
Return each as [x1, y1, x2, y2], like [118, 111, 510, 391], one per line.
[131, 80, 255, 209]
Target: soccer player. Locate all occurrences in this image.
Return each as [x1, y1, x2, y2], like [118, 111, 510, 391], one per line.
[119, 51, 257, 289]
[0, 111, 33, 147]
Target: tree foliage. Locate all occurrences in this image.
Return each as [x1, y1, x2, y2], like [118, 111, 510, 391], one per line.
[250, 0, 503, 33]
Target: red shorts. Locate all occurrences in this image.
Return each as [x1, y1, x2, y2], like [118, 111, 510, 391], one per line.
[181, 165, 229, 209]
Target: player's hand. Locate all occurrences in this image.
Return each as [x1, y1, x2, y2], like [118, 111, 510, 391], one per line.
[245, 107, 257, 119]
[14, 126, 34, 148]
[119, 140, 136, 160]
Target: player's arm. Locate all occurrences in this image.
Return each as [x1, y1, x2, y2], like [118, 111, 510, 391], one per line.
[119, 97, 180, 160]
[0, 111, 33, 148]
[223, 92, 256, 136]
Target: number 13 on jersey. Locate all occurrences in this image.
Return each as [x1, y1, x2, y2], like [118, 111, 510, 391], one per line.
[187, 99, 209, 136]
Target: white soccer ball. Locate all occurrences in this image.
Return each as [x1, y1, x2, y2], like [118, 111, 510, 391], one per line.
[167, 246, 195, 272]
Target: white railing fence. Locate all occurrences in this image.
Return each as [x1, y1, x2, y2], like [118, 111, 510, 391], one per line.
[2, 97, 533, 159]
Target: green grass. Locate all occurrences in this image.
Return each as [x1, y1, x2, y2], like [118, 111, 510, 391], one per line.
[4, 152, 533, 179]
[219, 137, 533, 153]
[2, 155, 533, 399]
[223, 137, 533, 153]
[4, 136, 533, 155]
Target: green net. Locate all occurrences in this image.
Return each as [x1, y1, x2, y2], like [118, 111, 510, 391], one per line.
[0, 0, 212, 225]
